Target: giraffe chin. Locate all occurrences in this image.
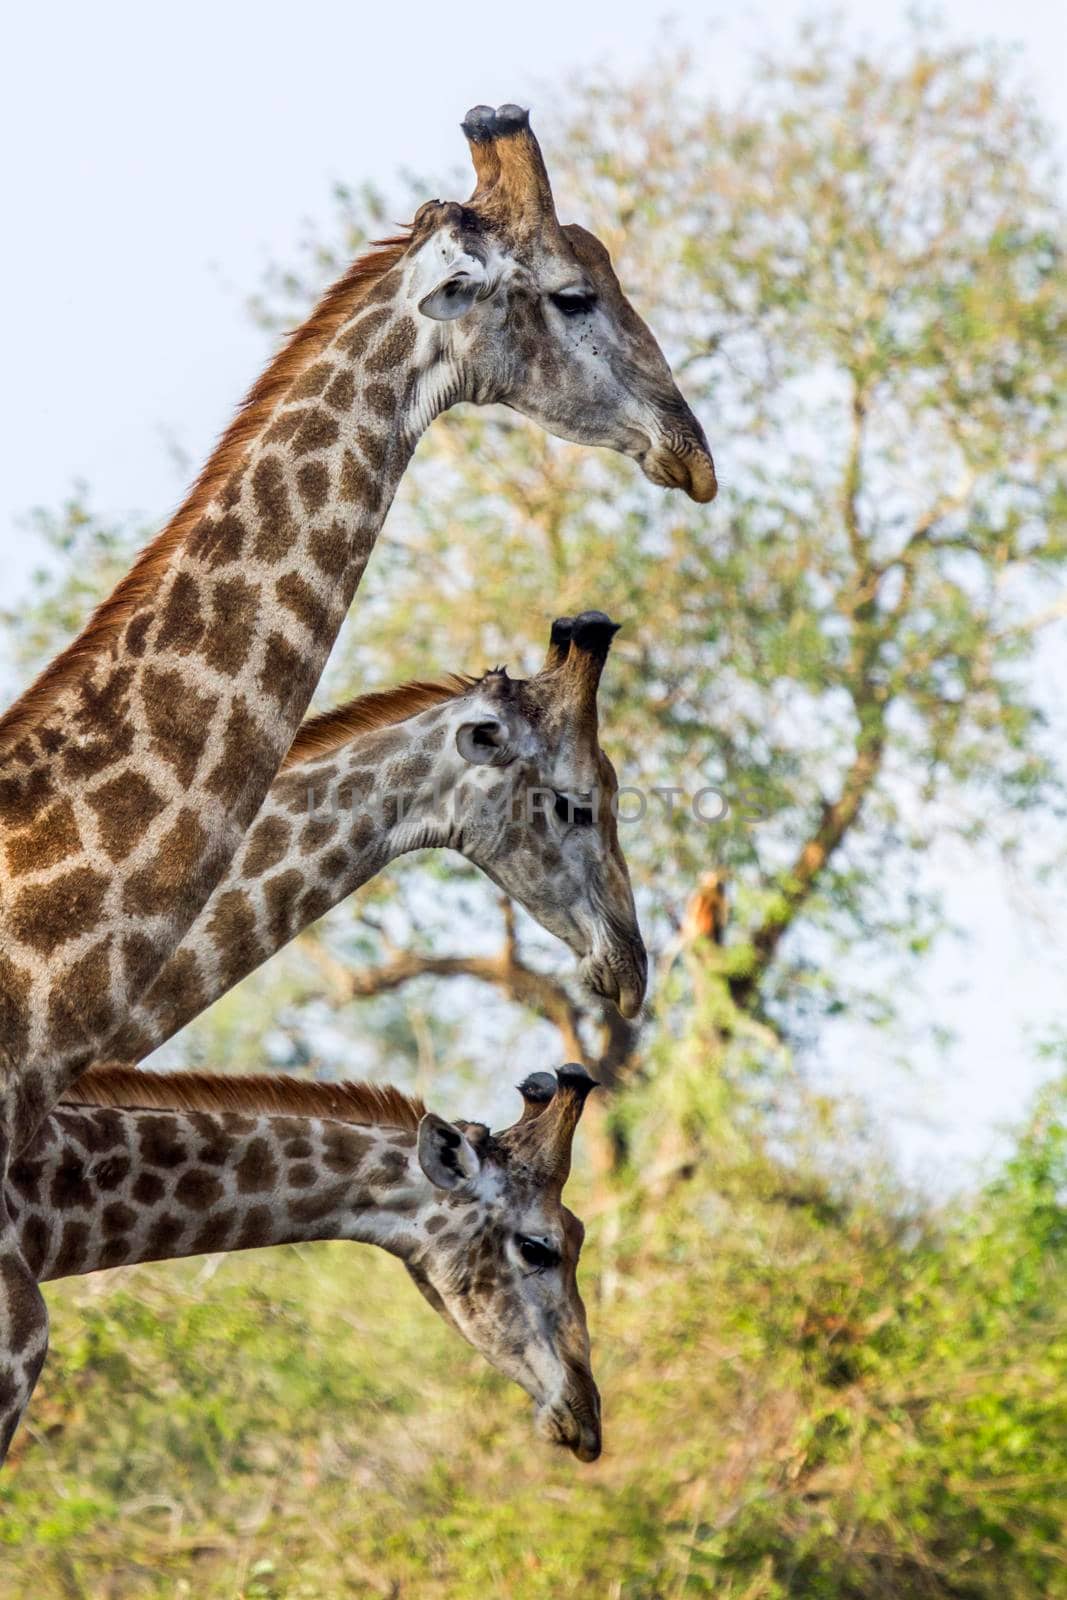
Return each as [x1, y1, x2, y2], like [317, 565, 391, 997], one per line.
[535, 1400, 602, 1464]
[617, 984, 644, 1021]
[640, 443, 718, 503]
[580, 955, 646, 1021]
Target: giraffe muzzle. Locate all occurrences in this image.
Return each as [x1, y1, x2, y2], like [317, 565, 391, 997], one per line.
[641, 438, 718, 503]
[639, 396, 717, 503]
[580, 941, 647, 1020]
[536, 1390, 602, 1463]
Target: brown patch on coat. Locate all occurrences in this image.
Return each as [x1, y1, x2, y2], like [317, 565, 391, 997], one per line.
[276, 572, 330, 639]
[290, 361, 335, 400]
[309, 521, 348, 580]
[132, 1171, 165, 1206]
[0, 952, 32, 1062]
[236, 1138, 279, 1193]
[92, 1155, 131, 1192]
[122, 808, 208, 918]
[259, 631, 309, 714]
[191, 1212, 237, 1254]
[206, 888, 261, 989]
[138, 1115, 188, 1170]
[192, 510, 247, 570]
[251, 454, 295, 562]
[296, 461, 330, 514]
[298, 884, 333, 925]
[365, 382, 396, 419]
[355, 427, 387, 472]
[236, 1205, 273, 1248]
[365, 316, 417, 374]
[0, 764, 55, 831]
[335, 304, 392, 359]
[143, 948, 206, 1037]
[149, 1214, 186, 1256]
[263, 868, 303, 945]
[204, 697, 269, 812]
[200, 575, 262, 677]
[338, 449, 374, 506]
[287, 1182, 350, 1224]
[86, 771, 167, 863]
[5, 796, 82, 876]
[52, 1220, 91, 1278]
[21, 1215, 51, 1277]
[154, 570, 206, 655]
[299, 815, 339, 854]
[11, 866, 109, 956]
[292, 409, 340, 457]
[142, 666, 218, 789]
[175, 1169, 225, 1211]
[241, 815, 293, 877]
[50, 1154, 94, 1212]
[324, 369, 356, 411]
[121, 931, 164, 998]
[103, 1201, 137, 1237]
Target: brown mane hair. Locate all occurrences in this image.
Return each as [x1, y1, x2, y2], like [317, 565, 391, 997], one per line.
[0, 233, 415, 753]
[283, 674, 477, 768]
[63, 1065, 427, 1132]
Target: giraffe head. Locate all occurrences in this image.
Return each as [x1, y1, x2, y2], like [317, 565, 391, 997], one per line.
[420, 611, 646, 1017]
[407, 1065, 601, 1461]
[399, 104, 715, 501]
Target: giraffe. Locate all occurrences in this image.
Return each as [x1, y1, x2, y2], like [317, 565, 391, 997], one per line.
[0, 103, 715, 1168]
[1, 1063, 602, 1465]
[93, 609, 645, 1070]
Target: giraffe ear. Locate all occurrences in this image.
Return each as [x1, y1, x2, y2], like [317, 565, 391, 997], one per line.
[456, 717, 512, 767]
[417, 254, 489, 321]
[417, 1113, 483, 1191]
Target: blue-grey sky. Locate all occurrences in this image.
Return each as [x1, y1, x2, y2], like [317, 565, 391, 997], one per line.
[3, 0, 1066, 1187]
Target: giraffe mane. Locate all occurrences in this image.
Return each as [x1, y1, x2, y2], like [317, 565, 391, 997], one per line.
[63, 1065, 428, 1132]
[283, 673, 478, 768]
[0, 232, 416, 753]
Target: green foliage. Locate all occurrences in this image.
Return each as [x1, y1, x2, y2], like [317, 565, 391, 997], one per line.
[1, 1079, 1064, 1598]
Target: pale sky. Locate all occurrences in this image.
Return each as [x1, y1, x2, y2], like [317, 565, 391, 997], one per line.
[3, 0, 1066, 1188]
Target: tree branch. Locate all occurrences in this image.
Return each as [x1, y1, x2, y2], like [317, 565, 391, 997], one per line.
[299, 929, 588, 1065]
[843, 383, 869, 579]
[729, 714, 887, 1011]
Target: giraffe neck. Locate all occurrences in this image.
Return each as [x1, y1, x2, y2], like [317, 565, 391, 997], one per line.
[0, 255, 448, 1146]
[103, 710, 462, 1063]
[10, 1100, 439, 1283]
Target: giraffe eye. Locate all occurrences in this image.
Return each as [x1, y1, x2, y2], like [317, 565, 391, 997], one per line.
[550, 289, 597, 317]
[517, 1235, 560, 1271]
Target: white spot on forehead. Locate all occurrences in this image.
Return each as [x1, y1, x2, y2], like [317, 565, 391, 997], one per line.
[471, 1166, 508, 1205]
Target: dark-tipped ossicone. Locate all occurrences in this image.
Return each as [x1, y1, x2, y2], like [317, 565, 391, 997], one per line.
[462, 103, 532, 141]
[499, 1063, 599, 1189]
[516, 1071, 559, 1122]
